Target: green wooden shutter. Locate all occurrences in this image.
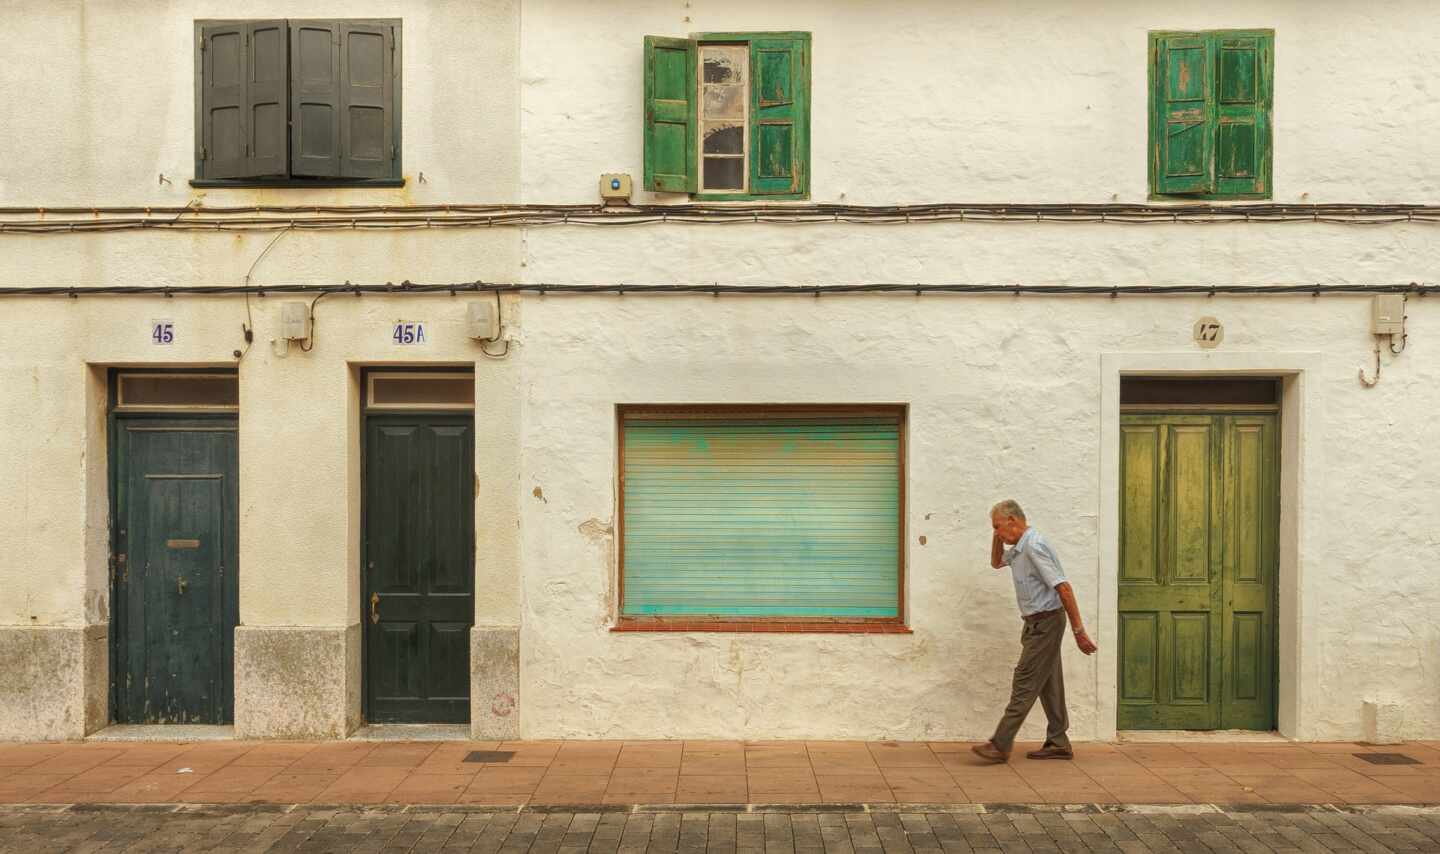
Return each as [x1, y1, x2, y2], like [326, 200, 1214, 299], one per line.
[339, 22, 397, 178]
[200, 23, 250, 178]
[1213, 33, 1272, 197]
[246, 21, 289, 177]
[621, 416, 900, 618]
[643, 36, 698, 193]
[748, 35, 810, 197]
[1150, 32, 1214, 195]
[291, 20, 342, 177]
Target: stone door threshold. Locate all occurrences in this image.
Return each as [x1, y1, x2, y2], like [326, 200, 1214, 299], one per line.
[1117, 729, 1292, 743]
[349, 724, 472, 742]
[87, 725, 236, 742]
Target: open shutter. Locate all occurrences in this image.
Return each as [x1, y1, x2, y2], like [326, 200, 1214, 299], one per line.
[339, 22, 396, 178]
[291, 20, 342, 177]
[200, 23, 249, 178]
[621, 415, 901, 619]
[246, 21, 289, 177]
[643, 36, 697, 194]
[1151, 33, 1214, 195]
[1213, 33, 1272, 197]
[748, 35, 809, 196]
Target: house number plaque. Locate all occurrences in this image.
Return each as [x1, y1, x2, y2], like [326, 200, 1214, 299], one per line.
[1193, 317, 1224, 349]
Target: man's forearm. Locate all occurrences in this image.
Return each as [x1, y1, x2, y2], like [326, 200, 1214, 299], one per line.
[990, 535, 1005, 569]
[1055, 582, 1084, 632]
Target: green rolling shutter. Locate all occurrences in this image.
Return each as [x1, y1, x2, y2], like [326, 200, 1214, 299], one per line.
[621, 415, 901, 618]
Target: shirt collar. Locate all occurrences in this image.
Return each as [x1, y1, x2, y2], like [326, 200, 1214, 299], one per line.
[1011, 528, 1037, 554]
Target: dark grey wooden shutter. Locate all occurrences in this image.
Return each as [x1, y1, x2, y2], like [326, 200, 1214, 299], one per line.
[200, 23, 249, 178]
[246, 20, 289, 176]
[290, 20, 343, 177]
[339, 23, 396, 178]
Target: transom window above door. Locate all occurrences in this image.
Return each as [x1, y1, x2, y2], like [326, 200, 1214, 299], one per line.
[643, 33, 811, 200]
[194, 19, 401, 186]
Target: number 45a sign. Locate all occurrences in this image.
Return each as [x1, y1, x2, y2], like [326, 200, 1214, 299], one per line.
[391, 321, 428, 345]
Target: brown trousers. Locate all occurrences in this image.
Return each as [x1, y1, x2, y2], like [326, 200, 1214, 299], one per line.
[990, 609, 1071, 754]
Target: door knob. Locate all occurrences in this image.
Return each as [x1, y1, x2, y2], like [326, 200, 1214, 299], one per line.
[177, 575, 188, 595]
[370, 592, 380, 624]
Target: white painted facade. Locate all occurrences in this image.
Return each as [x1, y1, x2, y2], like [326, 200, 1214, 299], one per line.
[1, 0, 1438, 742]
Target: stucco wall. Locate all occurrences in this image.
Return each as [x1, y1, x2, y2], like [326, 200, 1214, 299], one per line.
[2, 0, 1439, 741]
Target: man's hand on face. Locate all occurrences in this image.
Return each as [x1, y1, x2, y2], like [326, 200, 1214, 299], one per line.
[1073, 628, 1098, 655]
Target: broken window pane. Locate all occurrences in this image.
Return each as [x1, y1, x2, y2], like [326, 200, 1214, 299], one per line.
[701, 45, 746, 85]
[703, 84, 745, 118]
[703, 157, 744, 190]
[703, 122, 744, 155]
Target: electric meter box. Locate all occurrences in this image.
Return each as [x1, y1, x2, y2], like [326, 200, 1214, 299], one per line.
[1372, 295, 1405, 335]
[280, 302, 311, 340]
[599, 173, 632, 204]
[467, 300, 499, 340]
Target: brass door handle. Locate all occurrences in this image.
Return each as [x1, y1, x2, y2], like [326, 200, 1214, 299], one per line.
[370, 592, 380, 624]
[177, 575, 188, 595]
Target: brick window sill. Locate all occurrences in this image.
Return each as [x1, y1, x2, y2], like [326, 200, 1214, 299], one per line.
[611, 620, 911, 634]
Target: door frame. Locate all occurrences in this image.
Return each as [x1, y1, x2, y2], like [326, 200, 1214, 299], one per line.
[108, 405, 240, 725]
[358, 367, 476, 725]
[1097, 352, 1321, 740]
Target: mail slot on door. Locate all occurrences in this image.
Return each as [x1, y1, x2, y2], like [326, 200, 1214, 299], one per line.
[166, 539, 201, 549]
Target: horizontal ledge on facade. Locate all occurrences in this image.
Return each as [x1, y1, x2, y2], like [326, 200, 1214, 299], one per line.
[2, 202, 1439, 234]
[611, 620, 912, 634]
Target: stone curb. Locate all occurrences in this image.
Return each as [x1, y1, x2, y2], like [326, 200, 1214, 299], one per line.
[4, 801, 1438, 816]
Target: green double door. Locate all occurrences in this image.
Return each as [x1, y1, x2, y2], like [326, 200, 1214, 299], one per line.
[1118, 413, 1279, 730]
[113, 418, 239, 724]
[363, 414, 475, 723]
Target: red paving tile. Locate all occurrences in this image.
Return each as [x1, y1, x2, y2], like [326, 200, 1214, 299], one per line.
[2, 737, 1437, 806]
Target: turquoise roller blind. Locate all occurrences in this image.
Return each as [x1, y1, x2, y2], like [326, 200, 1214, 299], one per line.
[621, 415, 901, 618]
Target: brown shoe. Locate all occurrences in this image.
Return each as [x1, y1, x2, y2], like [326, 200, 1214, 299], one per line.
[970, 741, 1009, 764]
[1025, 745, 1074, 760]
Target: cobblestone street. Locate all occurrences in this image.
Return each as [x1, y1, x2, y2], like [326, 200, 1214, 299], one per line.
[5, 804, 1440, 854]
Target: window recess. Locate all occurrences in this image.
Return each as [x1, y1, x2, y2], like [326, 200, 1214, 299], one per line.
[194, 19, 401, 186]
[643, 32, 810, 200]
[1149, 30, 1273, 200]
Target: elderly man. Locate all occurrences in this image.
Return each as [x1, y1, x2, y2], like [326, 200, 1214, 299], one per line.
[972, 500, 1098, 763]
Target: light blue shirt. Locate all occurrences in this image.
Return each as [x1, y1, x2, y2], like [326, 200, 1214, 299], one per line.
[1000, 528, 1067, 616]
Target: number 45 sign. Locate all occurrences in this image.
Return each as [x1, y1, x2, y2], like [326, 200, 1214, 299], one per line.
[150, 319, 175, 345]
[1193, 316, 1224, 349]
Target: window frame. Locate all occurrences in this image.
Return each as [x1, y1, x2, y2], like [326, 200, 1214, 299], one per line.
[613, 404, 910, 634]
[692, 31, 810, 202]
[1147, 28, 1274, 202]
[191, 18, 404, 188]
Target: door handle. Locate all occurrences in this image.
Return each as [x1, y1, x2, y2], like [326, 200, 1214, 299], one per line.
[370, 592, 380, 624]
[177, 575, 188, 595]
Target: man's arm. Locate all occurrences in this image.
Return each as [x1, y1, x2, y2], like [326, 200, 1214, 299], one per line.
[990, 532, 1006, 569]
[1055, 582, 1098, 655]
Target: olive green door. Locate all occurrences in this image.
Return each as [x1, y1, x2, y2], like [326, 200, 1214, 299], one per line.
[113, 417, 239, 724]
[363, 414, 475, 723]
[1118, 413, 1278, 730]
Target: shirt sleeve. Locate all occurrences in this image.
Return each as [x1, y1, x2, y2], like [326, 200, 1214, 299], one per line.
[1031, 540, 1068, 588]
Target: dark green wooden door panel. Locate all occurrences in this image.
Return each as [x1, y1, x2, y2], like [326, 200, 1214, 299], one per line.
[1119, 413, 1277, 731]
[363, 415, 474, 724]
[114, 419, 238, 725]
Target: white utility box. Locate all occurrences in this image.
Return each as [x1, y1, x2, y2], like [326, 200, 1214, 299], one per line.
[280, 302, 311, 340]
[467, 300, 499, 341]
[1372, 295, 1405, 335]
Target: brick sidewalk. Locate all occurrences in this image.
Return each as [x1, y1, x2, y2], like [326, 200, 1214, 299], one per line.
[1, 740, 1437, 807]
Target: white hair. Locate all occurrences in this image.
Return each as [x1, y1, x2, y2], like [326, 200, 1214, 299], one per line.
[990, 499, 1026, 522]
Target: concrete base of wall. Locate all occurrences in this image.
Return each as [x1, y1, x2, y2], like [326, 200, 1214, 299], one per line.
[234, 624, 360, 739]
[471, 626, 519, 739]
[0, 624, 108, 741]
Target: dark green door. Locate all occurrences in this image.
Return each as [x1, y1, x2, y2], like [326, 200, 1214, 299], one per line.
[1118, 413, 1278, 730]
[113, 418, 239, 724]
[363, 414, 475, 723]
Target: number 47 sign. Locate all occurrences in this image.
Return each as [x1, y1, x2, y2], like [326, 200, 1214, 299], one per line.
[1193, 316, 1224, 349]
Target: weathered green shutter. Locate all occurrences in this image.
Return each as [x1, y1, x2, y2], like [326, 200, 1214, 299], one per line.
[622, 417, 900, 618]
[1213, 33, 1272, 197]
[200, 21, 287, 179]
[748, 35, 809, 196]
[247, 21, 289, 176]
[291, 21, 341, 177]
[200, 23, 249, 179]
[643, 36, 698, 193]
[1150, 33, 1214, 195]
[339, 22, 396, 178]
